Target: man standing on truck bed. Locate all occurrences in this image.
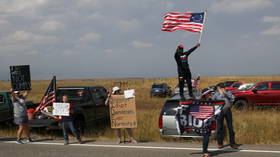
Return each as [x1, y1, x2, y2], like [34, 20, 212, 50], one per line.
[11, 90, 33, 144]
[61, 95, 83, 145]
[175, 43, 200, 99]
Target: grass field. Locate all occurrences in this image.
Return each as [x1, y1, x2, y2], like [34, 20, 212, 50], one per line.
[1, 75, 280, 145]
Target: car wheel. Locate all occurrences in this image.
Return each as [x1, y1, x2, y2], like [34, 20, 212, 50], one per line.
[234, 100, 248, 110]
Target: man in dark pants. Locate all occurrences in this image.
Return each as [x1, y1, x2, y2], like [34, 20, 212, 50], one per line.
[175, 43, 200, 99]
[212, 83, 239, 149]
[61, 95, 83, 145]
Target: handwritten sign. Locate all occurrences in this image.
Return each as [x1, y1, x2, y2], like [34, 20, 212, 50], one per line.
[10, 65, 31, 91]
[109, 95, 137, 129]
[124, 89, 135, 99]
[52, 103, 70, 116]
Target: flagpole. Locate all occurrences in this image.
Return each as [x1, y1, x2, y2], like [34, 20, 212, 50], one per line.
[198, 10, 207, 43]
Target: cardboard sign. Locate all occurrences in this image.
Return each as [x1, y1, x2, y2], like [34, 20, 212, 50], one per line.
[109, 95, 137, 129]
[124, 89, 135, 99]
[52, 103, 70, 116]
[10, 65, 31, 91]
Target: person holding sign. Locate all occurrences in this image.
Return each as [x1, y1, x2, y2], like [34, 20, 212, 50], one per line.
[106, 86, 137, 144]
[175, 43, 200, 99]
[60, 95, 83, 145]
[11, 90, 33, 144]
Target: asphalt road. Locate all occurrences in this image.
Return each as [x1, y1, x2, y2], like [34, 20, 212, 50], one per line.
[0, 138, 280, 157]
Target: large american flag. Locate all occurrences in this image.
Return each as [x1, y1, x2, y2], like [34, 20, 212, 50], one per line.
[190, 105, 214, 119]
[35, 76, 56, 112]
[161, 12, 205, 33]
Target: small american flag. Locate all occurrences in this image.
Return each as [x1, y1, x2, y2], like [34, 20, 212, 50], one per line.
[161, 12, 205, 33]
[35, 76, 56, 112]
[190, 105, 214, 119]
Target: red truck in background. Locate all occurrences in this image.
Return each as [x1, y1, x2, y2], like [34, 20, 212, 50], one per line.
[225, 81, 243, 91]
[232, 81, 280, 110]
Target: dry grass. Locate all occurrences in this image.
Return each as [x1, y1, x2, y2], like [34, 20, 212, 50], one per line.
[1, 75, 280, 144]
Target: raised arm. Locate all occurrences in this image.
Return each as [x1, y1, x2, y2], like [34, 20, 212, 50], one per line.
[184, 43, 200, 56]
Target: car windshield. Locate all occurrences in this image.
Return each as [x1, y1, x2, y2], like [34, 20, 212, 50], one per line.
[152, 84, 163, 88]
[224, 81, 236, 87]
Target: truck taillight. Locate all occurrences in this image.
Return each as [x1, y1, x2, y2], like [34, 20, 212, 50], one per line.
[210, 120, 216, 130]
[159, 115, 163, 129]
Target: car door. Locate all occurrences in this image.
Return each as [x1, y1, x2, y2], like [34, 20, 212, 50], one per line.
[251, 82, 271, 104]
[270, 82, 280, 104]
[0, 94, 11, 122]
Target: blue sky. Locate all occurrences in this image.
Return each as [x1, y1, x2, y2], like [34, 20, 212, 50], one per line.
[0, 0, 279, 80]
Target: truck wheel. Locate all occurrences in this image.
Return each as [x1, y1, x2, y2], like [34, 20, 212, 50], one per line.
[234, 100, 248, 110]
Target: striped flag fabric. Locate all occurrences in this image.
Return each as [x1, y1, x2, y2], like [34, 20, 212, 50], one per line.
[190, 105, 214, 119]
[161, 12, 205, 33]
[35, 76, 56, 112]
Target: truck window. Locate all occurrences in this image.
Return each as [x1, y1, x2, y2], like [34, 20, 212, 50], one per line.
[57, 89, 91, 103]
[272, 83, 280, 90]
[0, 95, 4, 103]
[255, 83, 268, 91]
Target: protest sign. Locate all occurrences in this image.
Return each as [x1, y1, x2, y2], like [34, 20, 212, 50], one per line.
[10, 65, 31, 91]
[52, 103, 70, 116]
[124, 89, 135, 99]
[109, 95, 137, 129]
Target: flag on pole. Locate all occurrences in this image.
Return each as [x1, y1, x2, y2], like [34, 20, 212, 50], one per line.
[161, 12, 205, 33]
[35, 76, 56, 112]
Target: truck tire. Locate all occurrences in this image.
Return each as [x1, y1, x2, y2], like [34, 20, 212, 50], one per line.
[234, 100, 248, 110]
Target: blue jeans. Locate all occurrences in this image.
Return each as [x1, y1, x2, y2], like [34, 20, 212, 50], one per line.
[203, 130, 211, 153]
[217, 109, 236, 145]
[62, 120, 81, 141]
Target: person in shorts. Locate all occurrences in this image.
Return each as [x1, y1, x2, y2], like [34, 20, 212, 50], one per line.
[11, 90, 33, 144]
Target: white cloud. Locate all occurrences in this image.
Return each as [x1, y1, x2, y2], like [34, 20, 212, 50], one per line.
[116, 19, 140, 32]
[0, 0, 47, 14]
[210, 0, 273, 13]
[131, 41, 153, 48]
[262, 16, 280, 23]
[40, 20, 64, 32]
[261, 25, 280, 35]
[79, 32, 101, 42]
[3, 31, 59, 44]
[260, 16, 280, 36]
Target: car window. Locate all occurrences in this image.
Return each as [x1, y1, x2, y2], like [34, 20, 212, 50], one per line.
[233, 83, 241, 88]
[0, 95, 4, 103]
[255, 83, 268, 91]
[152, 84, 163, 88]
[272, 83, 280, 90]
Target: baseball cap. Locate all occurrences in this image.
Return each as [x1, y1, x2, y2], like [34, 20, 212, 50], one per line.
[112, 86, 121, 94]
[178, 44, 184, 48]
[13, 91, 20, 94]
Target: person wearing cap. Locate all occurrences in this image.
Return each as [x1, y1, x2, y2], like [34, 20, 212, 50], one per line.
[106, 86, 137, 144]
[174, 43, 200, 99]
[212, 83, 239, 149]
[11, 90, 33, 144]
[200, 88, 214, 157]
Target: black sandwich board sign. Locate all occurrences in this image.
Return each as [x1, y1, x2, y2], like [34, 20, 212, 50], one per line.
[10, 65, 31, 91]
